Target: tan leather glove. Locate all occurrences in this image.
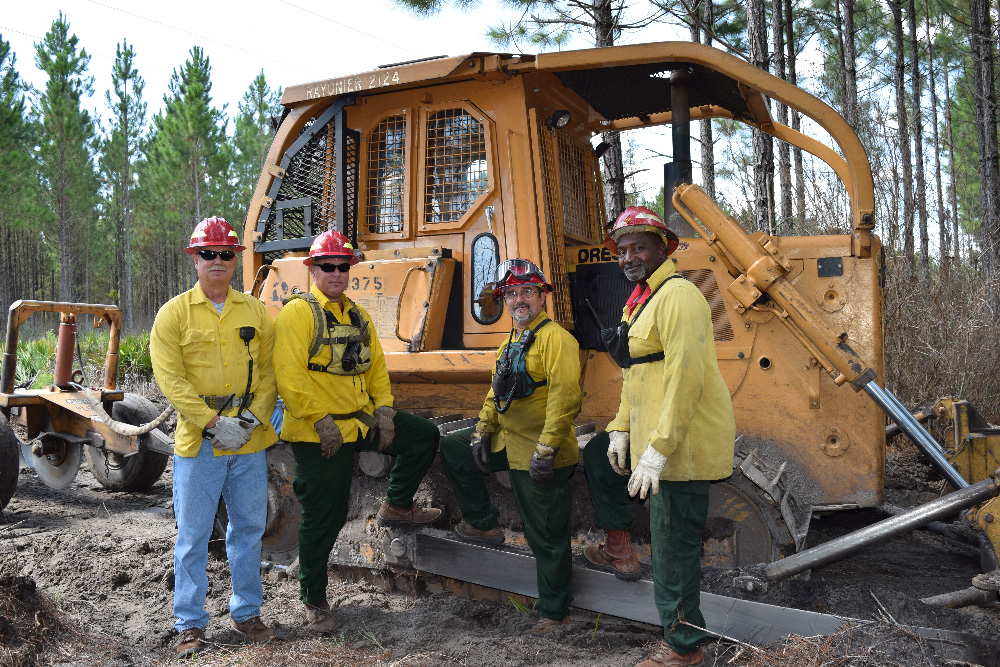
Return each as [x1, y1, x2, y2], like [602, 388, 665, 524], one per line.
[315, 415, 344, 459]
[529, 442, 556, 484]
[373, 406, 396, 453]
[627, 445, 667, 500]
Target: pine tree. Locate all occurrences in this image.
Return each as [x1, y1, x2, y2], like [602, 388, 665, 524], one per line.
[232, 70, 282, 217]
[0, 36, 46, 312]
[141, 46, 228, 302]
[34, 12, 100, 302]
[100, 39, 146, 331]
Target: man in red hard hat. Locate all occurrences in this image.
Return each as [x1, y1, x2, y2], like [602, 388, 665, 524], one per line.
[273, 229, 441, 632]
[583, 206, 735, 667]
[439, 258, 582, 637]
[150, 217, 278, 657]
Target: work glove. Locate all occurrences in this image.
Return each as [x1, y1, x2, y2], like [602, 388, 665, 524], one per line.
[206, 416, 255, 452]
[627, 445, 668, 500]
[373, 406, 396, 453]
[315, 415, 344, 459]
[469, 430, 492, 474]
[607, 430, 630, 476]
[529, 442, 556, 485]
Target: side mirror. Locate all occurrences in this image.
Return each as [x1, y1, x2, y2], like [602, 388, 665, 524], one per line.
[471, 233, 502, 324]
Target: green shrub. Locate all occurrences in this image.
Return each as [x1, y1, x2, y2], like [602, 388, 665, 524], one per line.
[15, 333, 57, 389]
[119, 332, 153, 380]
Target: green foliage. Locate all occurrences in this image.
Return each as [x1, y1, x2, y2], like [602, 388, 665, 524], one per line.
[507, 595, 530, 615]
[118, 331, 153, 380]
[15, 333, 56, 389]
[232, 70, 282, 216]
[100, 39, 147, 333]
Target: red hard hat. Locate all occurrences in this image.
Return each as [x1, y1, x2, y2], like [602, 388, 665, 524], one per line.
[304, 230, 360, 266]
[184, 217, 246, 253]
[605, 206, 679, 255]
[491, 259, 554, 299]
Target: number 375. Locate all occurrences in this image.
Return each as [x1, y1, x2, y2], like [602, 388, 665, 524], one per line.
[351, 276, 383, 291]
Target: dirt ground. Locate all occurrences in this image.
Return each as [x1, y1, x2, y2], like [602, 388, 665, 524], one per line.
[2, 411, 999, 666]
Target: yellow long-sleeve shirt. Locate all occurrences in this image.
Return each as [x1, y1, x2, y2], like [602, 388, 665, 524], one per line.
[477, 311, 582, 470]
[606, 260, 736, 481]
[150, 284, 278, 458]
[274, 285, 393, 444]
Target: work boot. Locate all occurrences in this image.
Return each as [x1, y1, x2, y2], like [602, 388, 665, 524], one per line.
[636, 641, 704, 667]
[231, 616, 275, 644]
[524, 615, 570, 637]
[376, 501, 442, 528]
[304, 602, 341, 633]
[584, 529, 641, 581]
[453, 521, 504, 546]
[175, 627, 206, 659]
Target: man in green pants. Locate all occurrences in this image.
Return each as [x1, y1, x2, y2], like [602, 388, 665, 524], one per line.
[440, 259, 582, 637]
[584, 206, 736, 667]
[274, 230, 441, 633]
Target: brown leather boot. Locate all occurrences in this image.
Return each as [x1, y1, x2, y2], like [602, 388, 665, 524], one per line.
[636, 640, 704, 667]
[584, 529, 641, 581]
[376, 501, 442, 528]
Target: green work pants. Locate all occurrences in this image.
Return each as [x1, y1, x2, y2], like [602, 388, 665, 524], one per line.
[440, 427, 574, 620]
[650, 480, 710, 654]
[582, 431, 636, 531]
[290, 409, 439, 606]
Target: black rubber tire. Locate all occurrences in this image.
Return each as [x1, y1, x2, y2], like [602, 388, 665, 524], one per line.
[0, 413, 20, 509]
[86, 393, 169, 492]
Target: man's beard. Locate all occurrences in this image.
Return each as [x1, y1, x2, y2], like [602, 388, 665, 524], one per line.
[511, 303, 534, 327]
[623, 261, 648, 281]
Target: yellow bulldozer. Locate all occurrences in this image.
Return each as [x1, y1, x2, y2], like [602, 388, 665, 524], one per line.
[3, 39, 998, 656]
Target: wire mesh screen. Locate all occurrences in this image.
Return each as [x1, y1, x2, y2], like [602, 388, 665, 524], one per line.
[260, 114, 358, 265]
[556, 132, 602, 241]
[681, 268, 735, 341]
[365, 115, 406, 234]
[535, 117, 573, 325]
[423, 109, 488, 224]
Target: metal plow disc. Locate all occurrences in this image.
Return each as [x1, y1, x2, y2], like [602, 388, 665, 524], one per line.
[261, 444, 301, 565]
[21, 435, 83, 490]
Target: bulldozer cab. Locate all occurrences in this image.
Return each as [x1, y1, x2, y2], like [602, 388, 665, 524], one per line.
[245, 41, 886, 565]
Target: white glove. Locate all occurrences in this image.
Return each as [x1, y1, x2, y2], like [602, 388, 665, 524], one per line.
[207, 416, 255, 451]
[607, 431, 630, 476]
[627, 445, 668, 500]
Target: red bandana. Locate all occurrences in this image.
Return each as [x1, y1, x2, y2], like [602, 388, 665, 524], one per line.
[626, 283, 651, 318]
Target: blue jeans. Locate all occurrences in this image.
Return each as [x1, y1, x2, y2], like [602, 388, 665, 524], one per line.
[172, 439, 268, 632]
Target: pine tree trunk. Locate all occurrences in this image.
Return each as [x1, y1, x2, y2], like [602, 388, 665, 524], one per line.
[700, 0, 716, 200]
[925, 0, 947, 278]
[969, 0, 1000, 280]
[909, 0, 929, 283]
[890, 0, 915, 267]
[843, 0, 859, 131]
[748, 0, 773, 233]
[786, 0, 804, 233]
[773, 0, 792, 235]
[945, 63, 960, 267]
[593, 0, 626, 222]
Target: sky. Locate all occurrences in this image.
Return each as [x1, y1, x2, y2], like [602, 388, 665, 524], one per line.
[1, 0, 600, 122]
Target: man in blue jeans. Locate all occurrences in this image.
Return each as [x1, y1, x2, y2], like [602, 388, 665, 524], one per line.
[150, 217, 279, 658]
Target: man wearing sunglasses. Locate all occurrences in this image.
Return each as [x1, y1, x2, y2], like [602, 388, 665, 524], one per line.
[439, 258, 582, 638]
[273, 229, 441, 633]
[150, 216, 279, 657]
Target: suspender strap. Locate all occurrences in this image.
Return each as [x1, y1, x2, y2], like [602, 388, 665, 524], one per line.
[627, 274, 685, 367]
[200, 393, 254, 410]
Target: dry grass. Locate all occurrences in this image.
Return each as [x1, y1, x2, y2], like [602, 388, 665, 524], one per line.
[883, 259, 1000, 423]
[718, 621, 948, 667]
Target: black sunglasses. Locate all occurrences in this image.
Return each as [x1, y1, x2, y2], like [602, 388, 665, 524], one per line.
[314, 262, 352, 273]
[196, 250, 236, 261]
